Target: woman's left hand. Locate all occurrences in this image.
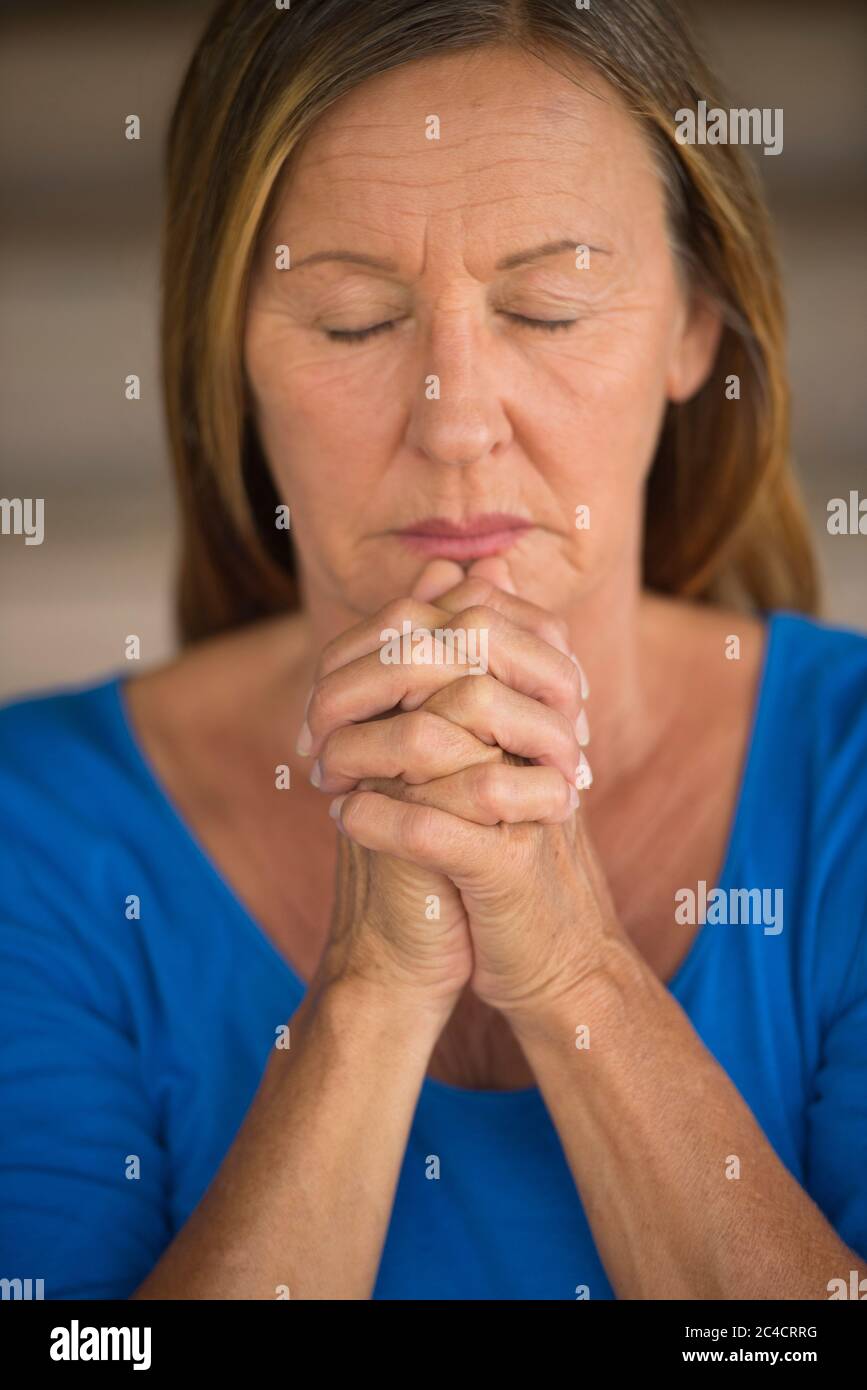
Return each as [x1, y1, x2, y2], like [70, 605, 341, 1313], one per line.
[302, 559, 630, 1024]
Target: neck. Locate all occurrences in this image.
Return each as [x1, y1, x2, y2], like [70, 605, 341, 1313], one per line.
[563, 574, 675, 795]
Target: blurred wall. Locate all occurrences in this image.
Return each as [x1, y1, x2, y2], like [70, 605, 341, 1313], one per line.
[0, 0, 864, 699]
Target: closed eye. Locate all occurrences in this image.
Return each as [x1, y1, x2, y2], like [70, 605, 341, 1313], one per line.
[501, 312, 577, 332]
[324, 320, 398, 344]
[324, 312, 578, 343]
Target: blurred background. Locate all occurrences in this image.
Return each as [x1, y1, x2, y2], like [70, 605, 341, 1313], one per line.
[0, 0, 864, 700]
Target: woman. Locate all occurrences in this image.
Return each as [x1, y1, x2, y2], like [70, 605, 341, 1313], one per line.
[1, 0, 865, 1301]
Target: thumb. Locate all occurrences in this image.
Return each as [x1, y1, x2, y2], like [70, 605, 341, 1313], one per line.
[411, 558, 466, 602]
[465, 556, 517, 595]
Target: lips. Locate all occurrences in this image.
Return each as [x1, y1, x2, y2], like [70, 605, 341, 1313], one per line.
[395, 513, 533, 561]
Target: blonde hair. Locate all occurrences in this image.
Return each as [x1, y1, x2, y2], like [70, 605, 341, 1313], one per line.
[161, 0, 818, 644]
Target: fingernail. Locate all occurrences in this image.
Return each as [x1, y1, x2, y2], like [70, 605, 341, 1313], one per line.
[575, 750, 593, 789]
[569, 783, 580, 811]
[303, 686, 314, 717]
[575, 707, 590, 747]
[309, 759, 321, 788]
[295, 721, 312, 756]
[570, 652, 590, 700]
[329, 794, 347, 825]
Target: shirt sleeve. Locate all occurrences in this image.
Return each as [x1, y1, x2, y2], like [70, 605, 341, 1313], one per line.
[803, 902, 867, 1265]
[0, 899, 174, 1299]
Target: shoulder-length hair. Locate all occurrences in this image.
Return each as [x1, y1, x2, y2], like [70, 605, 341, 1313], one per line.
[162, 0, 818, 645]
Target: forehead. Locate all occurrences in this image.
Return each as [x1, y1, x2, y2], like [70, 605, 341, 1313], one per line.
[268, 46, 662, 263]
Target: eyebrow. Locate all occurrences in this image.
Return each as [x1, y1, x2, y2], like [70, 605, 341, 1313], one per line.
[290, 238, 610, 274]
[495, 237, 610, 270]
[291, 249, 399, 272]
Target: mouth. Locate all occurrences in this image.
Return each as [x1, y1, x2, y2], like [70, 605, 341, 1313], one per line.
[393, 512, 533, 561]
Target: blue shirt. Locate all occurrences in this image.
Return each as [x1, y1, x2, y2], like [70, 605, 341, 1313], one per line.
[1, 611, 866, 1300]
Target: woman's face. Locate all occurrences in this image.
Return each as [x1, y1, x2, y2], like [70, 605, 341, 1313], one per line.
[243, 44, 719, 620]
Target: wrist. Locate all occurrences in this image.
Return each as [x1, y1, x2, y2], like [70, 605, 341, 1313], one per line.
[504, 936, 652, 1046]
[309, 958, 458, 1040]
[261, 971, 450, 1107]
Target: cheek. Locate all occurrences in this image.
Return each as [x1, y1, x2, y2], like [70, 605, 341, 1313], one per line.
[525, 309, 675, 532]
[244, 323, 390, 504]
[586, 333, 671, 469]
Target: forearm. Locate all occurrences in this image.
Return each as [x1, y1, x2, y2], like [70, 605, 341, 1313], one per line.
[132, 975, 445, 1300]
[511, 940, 865, 1300]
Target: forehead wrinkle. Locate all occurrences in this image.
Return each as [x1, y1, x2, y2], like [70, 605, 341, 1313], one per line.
[298, 127, 597, 168]
[289, 148, 596, 210]
[296, 95, 607, 162]
[310, 90, 611, 136]
[280, 186, 621, 281]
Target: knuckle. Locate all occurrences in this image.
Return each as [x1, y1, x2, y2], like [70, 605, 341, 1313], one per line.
[472, 761, 511, 816]
[318, 723, 352, 778]
[398, 709, 441, 759]
[458, 603, 497, 631]
[316, 733, 334, 779]
[399, 803, 438, 859]
[469, 670, 498, 708]
[378, 597, 414, 634]
[315, 635, 341, 679]
[339, 789, 367, 833]
[452, 669, 497, 716]
[310, 676, 338, 727]
[456, 578, 496, 608]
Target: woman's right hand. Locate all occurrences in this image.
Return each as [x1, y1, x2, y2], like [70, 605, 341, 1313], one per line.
[310, 561, 477, 1018]
[321, 770, 475, 1016]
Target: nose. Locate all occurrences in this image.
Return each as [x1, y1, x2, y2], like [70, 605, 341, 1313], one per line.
[405, 306, 512, 469]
